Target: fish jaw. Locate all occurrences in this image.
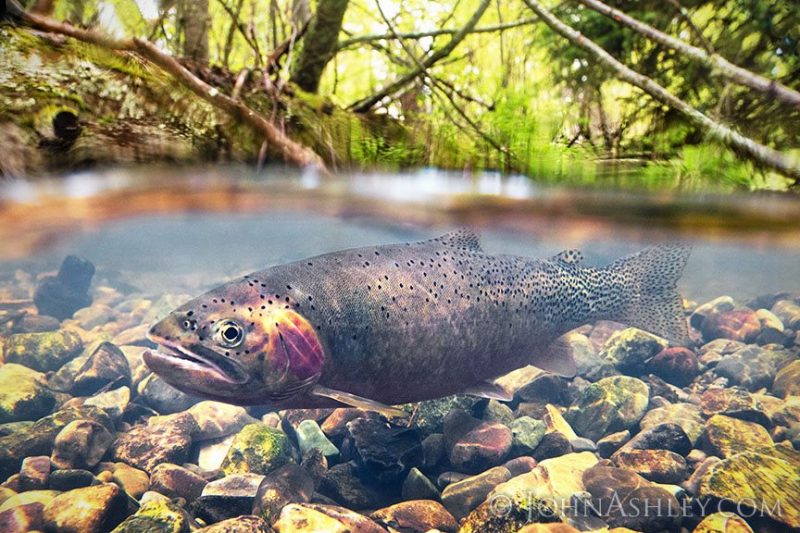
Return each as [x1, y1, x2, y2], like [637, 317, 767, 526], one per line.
[143, 334, 259, 402]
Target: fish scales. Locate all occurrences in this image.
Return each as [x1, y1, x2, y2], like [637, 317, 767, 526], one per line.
[144, 231, 690, 412]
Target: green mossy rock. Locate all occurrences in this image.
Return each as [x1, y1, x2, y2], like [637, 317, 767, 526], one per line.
[221, 423, 292, 476]
[703, 414, 773, 458]
[2, 330, 83, 372]
[564, 376, 650, 441]
[698, 446, 800, 529]
[0, 363, 56, 423]
[0, 406, 112, 479]
[601, 327, 668, 373]
[111, 499, 190, 533]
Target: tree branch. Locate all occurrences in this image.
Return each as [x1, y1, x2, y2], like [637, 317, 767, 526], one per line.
[575, 0, 800, 110]
[337, 17, 538, 50]
[348, 0, 492, 113]
[18, 9, 326, 171]
[523, 0, 800, 182]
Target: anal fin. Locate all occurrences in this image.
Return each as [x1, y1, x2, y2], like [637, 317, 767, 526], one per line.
[311, 385, 404, 418]
[531, 336, 577, 378]
[463, 380, 513, 401]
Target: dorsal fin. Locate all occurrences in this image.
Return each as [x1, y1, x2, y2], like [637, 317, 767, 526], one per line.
[550, 249, 584, 266]
[425, 229, 482, 252]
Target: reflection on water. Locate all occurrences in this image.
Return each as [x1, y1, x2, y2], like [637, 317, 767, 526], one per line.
[1, 166, 799, 302]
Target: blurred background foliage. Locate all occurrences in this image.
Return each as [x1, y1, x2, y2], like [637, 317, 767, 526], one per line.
[21, 0, 800, 189]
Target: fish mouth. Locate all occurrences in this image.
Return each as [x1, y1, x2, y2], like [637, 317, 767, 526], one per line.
[143, 336, 250, 385]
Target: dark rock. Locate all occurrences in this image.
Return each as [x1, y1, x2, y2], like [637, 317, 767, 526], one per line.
[640, 402, 705, 445]
[320, 408, 365, 440]
[482, 399, 514, 425]
[371, 500, 458, 533]
[0, 502, 45, 533]
[51, 419, 114, 470]
[0, 364, 56, 424]
[443, 409, 511, 473]
[109, 462, 150, 499]
[569, 437, 596, 452]
[436, 471, 469, 490]
[647, 347, 700, 386]
[612, 449, 688, 483]
[440, 466, 511, 520]
[197, 514, 270, 532]
[597, 430, 630, 458]
[0, 406, 111, 479]
[406, 395, 479, 437]
[0, 421, 34, 437]
[138, 374, 201, 414]
[111, 411, 199, 473]
[193, 473, 265, 524]
[298, 448, 327, 490]
[252, 464, 314, 525]
[2, 330, 83, 372]
[34, 255, 95, 320]
[70, 342, 131, 396]
[42, 483, 128, 533]
[503, 456, 537, 476]
[346, 416, 422, 485]
[515, 373, 568, 404]
[401, 467, 440, 501]
[421, 433, 444, 468]
[318, 461, 389, 509]
[19, 456, 50, 491]
[606, 485, 681, 531]
[619, 422, 691, 456]
[150, 463, 207, 503]
[533, 431, 572, 461]
[48, 469, 96, 491]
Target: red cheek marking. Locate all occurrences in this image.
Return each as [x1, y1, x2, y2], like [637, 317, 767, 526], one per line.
[263, 309, 325, 380]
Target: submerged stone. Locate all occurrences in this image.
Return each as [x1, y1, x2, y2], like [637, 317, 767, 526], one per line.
[773, 360, 800, 398]
[647, 347, 700, 386]
[601, 327, 668, 374]
[443, 409, 511, 474]
[714, 345, 795, 391]
[510, 416, 546, 455]
[698, 446, 800, 529]
[111, 499, 190, 533]
[2, 330, 83, 372]
[197, 515, 270, 532]
[703, 414, 773, 458]
[51, 419, 114, 470]
[371, 500, 458, 533]
[34, 255, 95, 320]
[252, 463, 314, 525]
[0, 502, 45, 533]
[640, 402, 704, 445]
[441, 466, 511, 520]
[0, 364, 55, 424]
[111, 411, 199, 473]
[693, 512, 754, 533]
[272, 503, 386, 533]
[296, 419, 339, 459]
[346, 415, 422, 485]
[221, 423, 292, 476]
[42, 483, 128, 533]
[70, 341, 131, 396]
[565, 376, 650, 441]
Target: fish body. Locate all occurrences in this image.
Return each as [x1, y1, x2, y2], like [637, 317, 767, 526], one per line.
[144, 231, 690, 412]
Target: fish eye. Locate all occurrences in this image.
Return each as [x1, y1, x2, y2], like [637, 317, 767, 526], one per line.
[215, 319, 244, 348]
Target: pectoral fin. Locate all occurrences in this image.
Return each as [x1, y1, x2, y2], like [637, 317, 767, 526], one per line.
[531, 336, 577, 378]
[311, 385, 405, 418]
[463, 380, 513, 401]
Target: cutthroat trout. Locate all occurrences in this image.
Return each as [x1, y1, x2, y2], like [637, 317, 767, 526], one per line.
[144, 231, 690, 415]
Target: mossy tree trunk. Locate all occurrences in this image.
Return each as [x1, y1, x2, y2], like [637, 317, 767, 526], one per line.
[290, 0, 348, 93]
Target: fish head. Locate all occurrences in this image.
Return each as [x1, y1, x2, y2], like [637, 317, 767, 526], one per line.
[143, 283, 325, 405]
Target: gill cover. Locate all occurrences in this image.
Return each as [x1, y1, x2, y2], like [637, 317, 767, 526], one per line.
[260, 308, 325, 392]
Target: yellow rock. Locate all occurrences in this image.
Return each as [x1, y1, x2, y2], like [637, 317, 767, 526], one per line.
[0, 490, 60, 513]
[773, 360, 800, 398]
[545, 404, 578, 440]
[704, 415, 773, 458]
[491, 451, 598, 503]
[693, 512, 754, 533]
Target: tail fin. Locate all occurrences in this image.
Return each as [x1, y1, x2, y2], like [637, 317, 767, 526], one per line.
[608, 243, 691, 345]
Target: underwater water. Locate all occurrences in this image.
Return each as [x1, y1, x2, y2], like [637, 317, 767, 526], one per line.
[0, 166, 798, 532]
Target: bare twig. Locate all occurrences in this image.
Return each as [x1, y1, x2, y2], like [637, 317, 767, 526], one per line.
[349, 0, 492, 113]
[337, 17, 538, 50]
[216, 0, 262, 66]
[222, 0, 245, 68]
[575, 0, 800, 110]
[19, 9, 326, 171]
[523, 0, 800, 182]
